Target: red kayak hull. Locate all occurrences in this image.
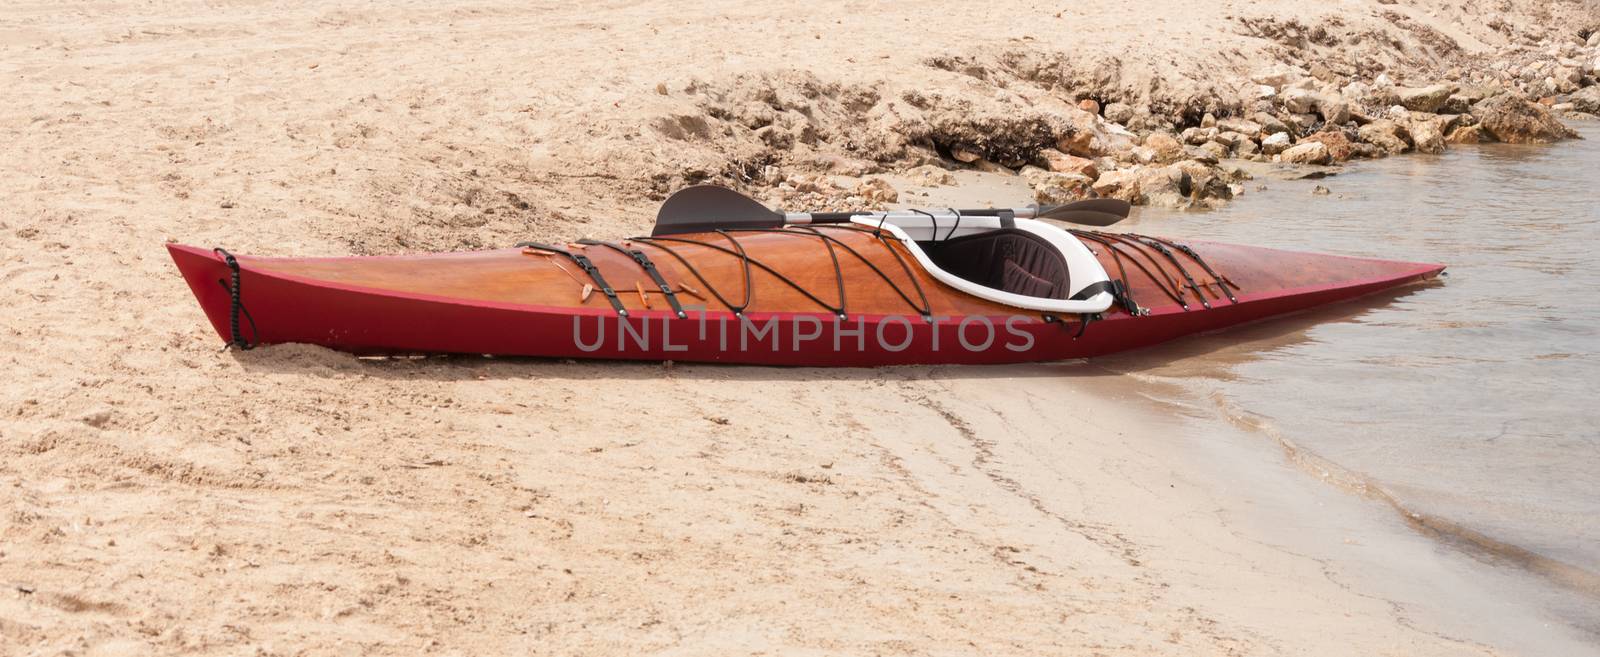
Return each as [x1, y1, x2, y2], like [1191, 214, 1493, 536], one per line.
[167, 242, 1444, 366]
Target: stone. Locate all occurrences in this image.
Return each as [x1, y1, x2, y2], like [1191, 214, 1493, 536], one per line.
[1055, 131, 1095, 158]
[1143, 132, 1186, 163]
[1172, 159, 1234, 205]
[1134, 166, 1189, 208]
[1348, 142, 1385, 159]
[1039, 149, 1100, 179]
[1090, 169, 1142, 204]
[1318, 98, 1352, 126]
[1201, 113, 1217, 128]
[1250, 65, 1304, 88]
[1357, 120, 1412, 155]
[1409, 120, 1445, 154]
[1217, 117, 1262, 136]
[1261, 131, 1293, 155]
[1281, 88, 1319, 114]
[1232, 137, 1260, 158]
[1312, 185, 1331, 196]
[1213, 131, 1248, 148]
[854, 178, 899, 204]
[1309, 62, 1336, 83]
[1029, 172, 1095, 204]
[1472, 94, 1580, 143]
[1397, 83, 1457, 113]
[1589, 31, 1600, 47]
[1570, 86, 1600, 114]
[1103, 102, 1135, 125]
[1301, 131, 1356, 161]
[1286, 113, 1320, 134]
[1250, 84, 1277, 100]
[1181, 126, 1219, 145]
[951, 147, 982, 163]
[1197, 140, 1231, 161]
[1252, 112, 1291, 135]
[1439, 95, 1472, 115]
[1078, 98, 1101, 115]
[1279, 141, 1331, 165]
[1127, 146, 1159, 165]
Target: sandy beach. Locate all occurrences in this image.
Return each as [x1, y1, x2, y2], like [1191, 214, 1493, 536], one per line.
[4, 1, 1599, 654]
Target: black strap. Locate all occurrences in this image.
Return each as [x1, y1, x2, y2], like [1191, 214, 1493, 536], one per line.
[577, 239, 688, 319]
[1145, 236, 1240, 303]
[212, 248, 258, 350]
[997, 209, 1015, 229]
[518, 242, 629, 317]
[1134, 237, 1211, 310]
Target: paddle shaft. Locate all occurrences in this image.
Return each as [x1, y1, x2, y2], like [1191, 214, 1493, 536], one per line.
[782, 208, 1042, 225]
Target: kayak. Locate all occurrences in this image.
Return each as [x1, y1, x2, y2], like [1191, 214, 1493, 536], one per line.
[168, 187, 1444, 366]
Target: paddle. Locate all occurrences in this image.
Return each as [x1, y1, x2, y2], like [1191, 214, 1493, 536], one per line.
[651, 185, 1129, 236]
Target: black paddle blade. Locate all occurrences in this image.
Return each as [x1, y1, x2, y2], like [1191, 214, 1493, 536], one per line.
[653, 185, 783, 236]
[1037, 198, 1131, 226]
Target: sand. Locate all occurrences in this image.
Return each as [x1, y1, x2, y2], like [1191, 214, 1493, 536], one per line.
[3, 1, 1597, 655]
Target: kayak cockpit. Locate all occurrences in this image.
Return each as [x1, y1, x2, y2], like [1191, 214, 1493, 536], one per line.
[850, 214, 1115, 315]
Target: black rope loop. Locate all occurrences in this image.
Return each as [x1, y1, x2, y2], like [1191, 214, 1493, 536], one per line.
[212, 248, 258, 350]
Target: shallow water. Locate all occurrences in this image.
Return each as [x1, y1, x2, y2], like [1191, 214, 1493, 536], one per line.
[1104, 125, 1600, 612]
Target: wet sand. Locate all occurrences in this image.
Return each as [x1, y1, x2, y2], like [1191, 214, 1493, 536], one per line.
[3, 1, 1598, 655]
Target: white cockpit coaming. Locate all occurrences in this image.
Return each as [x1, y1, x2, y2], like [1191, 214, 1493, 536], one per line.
[848, 215, 1113, 314]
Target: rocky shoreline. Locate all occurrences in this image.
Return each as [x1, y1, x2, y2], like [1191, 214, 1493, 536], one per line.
[656, 31, 1600, 214]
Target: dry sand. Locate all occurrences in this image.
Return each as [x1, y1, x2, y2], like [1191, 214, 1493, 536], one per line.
[3, 1, 1598, 655]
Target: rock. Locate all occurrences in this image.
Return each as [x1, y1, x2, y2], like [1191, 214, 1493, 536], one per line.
[1127, 146, 1159, 165]
[1312, 185, 1331, 196]
[1589, 31, 1600, 47]
[1348, 142, 1385, 159]
[1409, 120, 1445, 154]
[1281, 88, 1319, 114]
[1472, 94, 1580, 143]
[1181, 126, 1219, 145]
[1090, 169, 1142, 204]
[1318, 98, 1352, 126]
[1232, 137, 1260, 158]
[1439, 95, 1473, 115]
[1397, 84, 1457, 113]
[1134, 166, 1189, 208]
[1201, 113, 1217, 128]
[1217, 117, 1262, 136]
[1213, 131, 1248, 148]
[1144, 132, 1186, 163]
[1570, 87, 1600, 114]
[1252, 112, 1291, 136]
[1029, 172, 1095, 204]
[1103, 102, 1135, 125]
[854, 178, 899, 204]
[1261, 131, 1293, 155]
[951, 147, 982, 163]
[1078, 98, 1101, 115]
[972, 159, 1015, 175]
[1039, 149, 1100, 179]
[905, 164, 955, 186]
[1251, 64, 1305, 88]
[1286, 113, 1320, 135]
[1552, 102, 1576, 113]
[1279, 141, 1331, 165]
[1452, 124, 1484, 143]
[1172, 159, 1234, 205]
[1197, 141, 1231, 161]
[1250, 84, 1277, 100]
[1357, 120, 1412, 154]
[1309, 62, 1336, 83]
[1301, 131, 1355, 161]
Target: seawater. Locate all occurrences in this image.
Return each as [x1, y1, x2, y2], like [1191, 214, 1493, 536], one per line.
[1103, 124, 1600, 622]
